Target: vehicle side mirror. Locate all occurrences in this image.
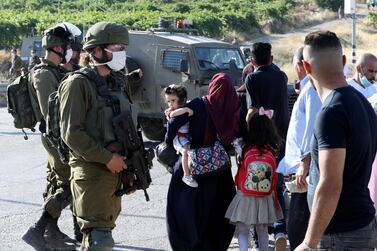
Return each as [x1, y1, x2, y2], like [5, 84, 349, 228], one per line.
[180, 59, 188, 73]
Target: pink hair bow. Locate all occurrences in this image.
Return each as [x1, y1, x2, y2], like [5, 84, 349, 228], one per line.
[259, 107, 274, 119]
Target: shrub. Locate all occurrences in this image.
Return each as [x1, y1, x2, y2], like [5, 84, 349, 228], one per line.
[189, 11, 224, 37]
[172, 3, 191, 13]
[222, 13, 249, 33]
[315, 0, 342, 11]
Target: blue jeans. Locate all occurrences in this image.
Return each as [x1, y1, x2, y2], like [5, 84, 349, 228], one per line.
[316, 217, 377, 250]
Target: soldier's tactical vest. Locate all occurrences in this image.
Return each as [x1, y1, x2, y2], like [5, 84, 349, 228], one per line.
[57, 68, 138, 157]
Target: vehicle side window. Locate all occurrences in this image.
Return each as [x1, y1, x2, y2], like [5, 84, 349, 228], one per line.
[162, 50, 187, 72]
[34, 41, 42, 51]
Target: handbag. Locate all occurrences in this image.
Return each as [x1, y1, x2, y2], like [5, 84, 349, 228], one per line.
[189, 140, 230, 178]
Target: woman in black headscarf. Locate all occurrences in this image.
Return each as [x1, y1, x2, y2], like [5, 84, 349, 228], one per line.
[165, 73, 244, 250]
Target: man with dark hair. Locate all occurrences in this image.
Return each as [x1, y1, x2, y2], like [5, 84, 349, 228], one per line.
[245, 42, 289, 140]
[250, 42, 272, 66]
[245, 42, 289, 251]
[296, 30, 377, 250]
[9, 48, 24, 79]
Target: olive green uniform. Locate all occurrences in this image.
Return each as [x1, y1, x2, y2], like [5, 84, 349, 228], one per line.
[33, 59, 71, 218]
[59, 67, 136, 232]
[10, 55, 24, 78]
[29, 55, 41, 70]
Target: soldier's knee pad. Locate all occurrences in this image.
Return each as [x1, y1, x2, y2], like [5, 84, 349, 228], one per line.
[88, 228, 114, 251]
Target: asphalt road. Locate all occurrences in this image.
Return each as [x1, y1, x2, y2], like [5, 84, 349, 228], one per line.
[0, 107, 289, 250]
[0, 106, 174, 251]
[0, 107, 239, 251]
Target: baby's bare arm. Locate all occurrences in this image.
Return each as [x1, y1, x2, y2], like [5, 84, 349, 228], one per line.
[170, 107, 194, 117]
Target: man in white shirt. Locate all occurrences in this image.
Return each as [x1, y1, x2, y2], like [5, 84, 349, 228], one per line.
[350, 54, 377, 216]
[277, 47, 322, 250]
[347, 53, 377, 98]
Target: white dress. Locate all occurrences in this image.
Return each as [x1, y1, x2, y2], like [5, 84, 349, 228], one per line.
[172, 122, 190, 153]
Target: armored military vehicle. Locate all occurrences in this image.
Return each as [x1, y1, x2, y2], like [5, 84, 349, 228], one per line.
[126, 28, 246, 141]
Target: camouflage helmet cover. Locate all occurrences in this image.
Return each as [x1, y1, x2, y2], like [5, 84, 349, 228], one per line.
[83, 22, 129, 50]
[42, 24, 74, 49]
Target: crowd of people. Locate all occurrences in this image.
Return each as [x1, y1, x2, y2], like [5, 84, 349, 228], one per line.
[164, 31, 377, 251]
[16, 18, 377, 251]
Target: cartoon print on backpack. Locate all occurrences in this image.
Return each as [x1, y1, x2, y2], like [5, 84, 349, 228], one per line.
[244, 161, 272, 193]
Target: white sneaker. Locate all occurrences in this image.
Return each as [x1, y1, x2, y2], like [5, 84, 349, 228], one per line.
[182, 175, 198, 188]
[274, 233, 287, 251]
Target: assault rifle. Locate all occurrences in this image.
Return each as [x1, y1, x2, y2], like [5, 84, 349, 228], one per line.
[107, 111, 154, 201]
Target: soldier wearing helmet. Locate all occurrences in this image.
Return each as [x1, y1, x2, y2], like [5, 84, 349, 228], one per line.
[22, 23, 81, 251]
[62, 33, 83, 72]
[9, 48, 25, 79]
[58, 22, 139, 250]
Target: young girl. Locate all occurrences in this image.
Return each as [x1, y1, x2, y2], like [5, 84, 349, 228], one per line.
[163, 84, 198, 188]
[225, 107, 283, 251]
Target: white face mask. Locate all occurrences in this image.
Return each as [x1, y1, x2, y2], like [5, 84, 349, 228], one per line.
[360, 69, 374, 88]
[65, 48, 73, 64]
[104, 48, 126, 71]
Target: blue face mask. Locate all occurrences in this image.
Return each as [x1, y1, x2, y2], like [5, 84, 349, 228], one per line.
[360, 75, 373, 88]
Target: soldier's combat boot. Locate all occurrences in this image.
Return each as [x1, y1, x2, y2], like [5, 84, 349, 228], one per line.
[44, 220, 76, 250]
[88, 228, 114, 251]
[73, 215, 83, 242]
[22, 211, 54, 251]
[80, 228, 114, 251]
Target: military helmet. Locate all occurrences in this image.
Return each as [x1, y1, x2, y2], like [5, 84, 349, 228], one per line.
[42, 25, 74, 49]
[62, 22, 82, 51]
[83, 22, 129, 50]
[71, 37, 83, 52]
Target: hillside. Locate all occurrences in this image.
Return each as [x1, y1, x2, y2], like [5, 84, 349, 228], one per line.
[1, 0, 313, 49]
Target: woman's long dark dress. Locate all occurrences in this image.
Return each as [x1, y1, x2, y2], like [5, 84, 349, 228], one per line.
[165, 97, 236, 251]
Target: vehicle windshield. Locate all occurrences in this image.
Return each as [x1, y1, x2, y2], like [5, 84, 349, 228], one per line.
[195, 47, 245, 70]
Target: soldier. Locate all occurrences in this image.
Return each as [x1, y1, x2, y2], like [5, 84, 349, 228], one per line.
[9, 48, 24, 79]
[22, 23, 79, 251]
[59, 21, 137, 250]
[29, 49, 42, 70]
[66, 39, 82, 71]
[61, 23, 83, 72]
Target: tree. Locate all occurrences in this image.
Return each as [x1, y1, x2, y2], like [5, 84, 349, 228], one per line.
[315, 0, 342, 11]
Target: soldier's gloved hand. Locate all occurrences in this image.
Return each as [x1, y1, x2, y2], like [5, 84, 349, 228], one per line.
[106, 153, 127, 174]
